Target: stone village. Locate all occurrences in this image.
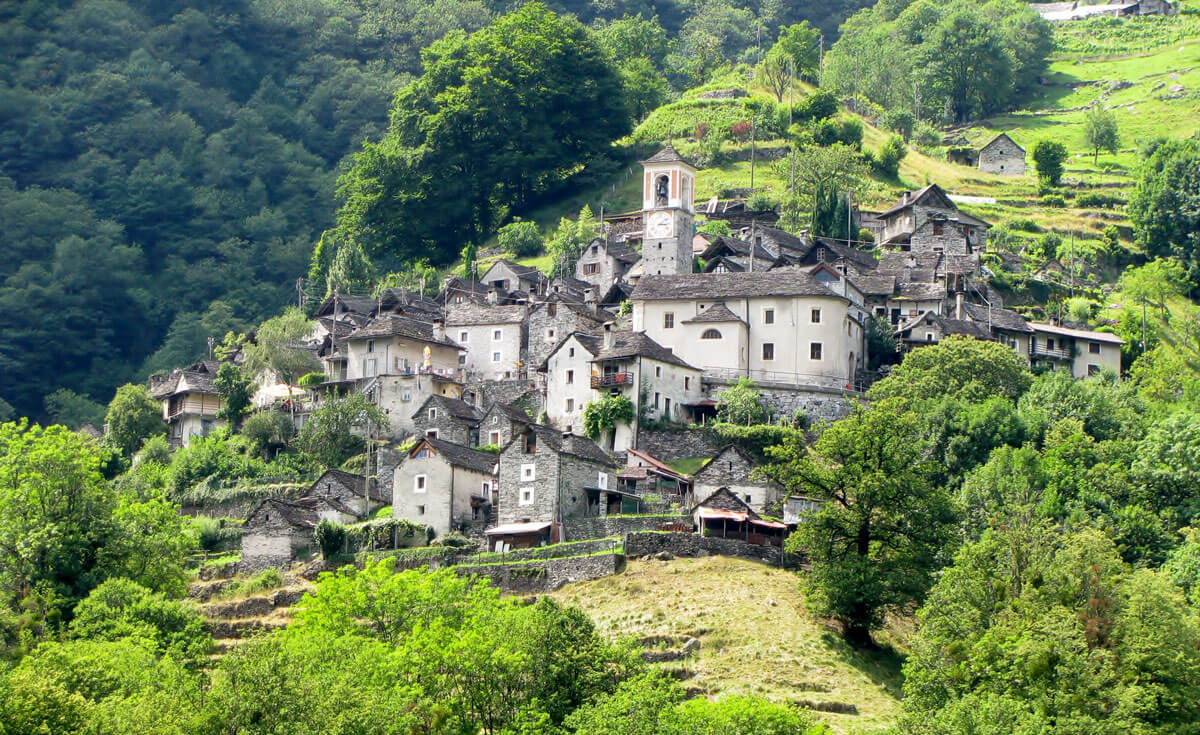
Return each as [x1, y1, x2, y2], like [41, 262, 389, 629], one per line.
[152, 145, 1126, 585]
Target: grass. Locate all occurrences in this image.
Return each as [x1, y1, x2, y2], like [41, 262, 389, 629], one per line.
[214, 568, 285, 600]
[666, 456, 711, 475]
[551, 555, 904, 734]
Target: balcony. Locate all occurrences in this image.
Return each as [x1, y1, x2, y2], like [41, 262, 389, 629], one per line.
[1030, 343, 1074, 360]
[591, 372, 634, 389]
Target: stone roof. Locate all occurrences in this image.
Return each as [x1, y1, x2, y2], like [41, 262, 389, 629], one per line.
[962, 302, 1033, 333]
[899, 312, 992, 340]
[896, 282, 946, 301]
[347, 315, 460, 348]
[485, 401, 534, 426]
[246, 497, 318, 529]
[608, 243, 640, 264]
[630, 272, 847, 302]
[413, 436, 497, 475]
[701, 235, 778, 263]
[641, 144, 693, 166]
[314, 294, 378, 318]
[980, 132, 1025, 154]
[591, 331, 699, 370]
[538, 332, 604, 370]
[879, 183, 956, 218]
[150, 361, 220, 399]
[377, 288, 441, 316]
[849, 274, 896, 296]
[682, 302, 746, 324]
[417, 394, 485, 422]
[445, 302, 526, 326]
[1028, 322, 1125, 344]
[524, 424, 617, 466]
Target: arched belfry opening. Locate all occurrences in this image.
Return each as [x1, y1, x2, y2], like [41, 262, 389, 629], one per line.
[654, 174, 669, 207]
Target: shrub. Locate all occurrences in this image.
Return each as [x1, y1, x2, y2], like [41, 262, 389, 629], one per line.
[1075, 191, 1126, 208]
[296, 373, 326, 387]
[496, 219, 542, 257]
[746, 191, 778, 212]
[1005, 218, 1042, 233]
[874, 134, 908, 178]
[241, 411, 294, 457]
[1033, 139, 1068, 187]
[882, 108, 915, 139]
[191, 516, 241, 552]
[913, 122, 942, 148]
[314, 519, 346, 558]
[438, 532, 474, 548]
[730, 120, 752, 141]
[1041, 193, 1066, 208]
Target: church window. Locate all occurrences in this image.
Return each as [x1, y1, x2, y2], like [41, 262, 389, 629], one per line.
[701, 329, 722, 340]
[655, 174, 669, 206]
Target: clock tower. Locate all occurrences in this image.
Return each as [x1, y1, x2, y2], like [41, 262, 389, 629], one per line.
[640, 145, 696, 276]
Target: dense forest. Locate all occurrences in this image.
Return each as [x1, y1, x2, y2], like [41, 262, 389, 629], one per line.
[0, 0, 880, 423]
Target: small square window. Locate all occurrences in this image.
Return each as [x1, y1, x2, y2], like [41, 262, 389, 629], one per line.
[460, 331, 469, 342]
[520, 487, 535, 505]
[493, 329, 502, 341]
[569, 347, 575, 358]
[1089, 342, 1101, 355]
[655, 366, 662, 378]
[663, 312, 674, 329]
[521, 463, 536, 482]
[684, 377, 691, 390]
[764, 308, 775, 325]
[810, 342, 823, 360]
[598, 472, 608, 489]
[547, 328, 555, 338]
[926, 332, 934, 343]
[402, 390, 412, 401]
[428, 408, 437, 420]
[492, 352, 501, 362]
[762, 343, 775, 361]
[489, 431, 500, 444]
[426, 429, 438, 438]
[414, 475, 427, 493]
[811, 308, 822, 324]
[1088, 364, 1101, 376]
[367, 339, 375, 353]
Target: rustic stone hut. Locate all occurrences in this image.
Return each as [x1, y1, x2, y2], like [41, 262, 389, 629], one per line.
[977, 133, 1026, 176]
[240, 497, 318, 572]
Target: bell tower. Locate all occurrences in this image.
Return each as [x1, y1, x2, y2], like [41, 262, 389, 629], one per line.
[640, 145, 696, 276]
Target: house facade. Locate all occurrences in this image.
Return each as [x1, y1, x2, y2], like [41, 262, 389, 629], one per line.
[149, 361, 225, 448]
[575, 238, 639, 288]
[1028, 323, 1124, 377]
[477, 401, 533, 448]
[541, 333, 603, 436]
[691, 445, 784, 514]
[525, 299, 609, 371]
[447, 302, 527, 381]
[410, 394, 483, 445]
[630, 272, 864, 390]
[978, 132, 1026, 176]
[240, 498, 317, 572]
[392, 437, 496, 537]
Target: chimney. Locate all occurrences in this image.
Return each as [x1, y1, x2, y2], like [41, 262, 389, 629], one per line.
[955, 292, 964, 320]
[903, 191, 910, 205]
[602, 321, 615, 350]
[584, 286, 597, 305]
[432, 318, 445, 342]
[486, 288, 499, 305]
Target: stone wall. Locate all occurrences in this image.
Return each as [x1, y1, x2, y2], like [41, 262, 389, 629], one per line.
[756, 386, 854, 425]
[978, 138, 1026, 175]
[635, 427, 720, 461]
[470, 380, 542, 415]
[563, 514, 692, 541]
[497, 439, 561, 524]
[625, 531, 801, 568]
[454, 552, 626, 593]
[410, 410, 474, 446]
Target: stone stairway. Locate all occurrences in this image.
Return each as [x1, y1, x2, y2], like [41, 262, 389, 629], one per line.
[191, 575, 313, 654]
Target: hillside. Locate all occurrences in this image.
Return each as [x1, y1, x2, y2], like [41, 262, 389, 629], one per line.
[552, 555, 904, 734]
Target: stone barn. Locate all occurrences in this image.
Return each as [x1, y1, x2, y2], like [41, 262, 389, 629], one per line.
[690, 445, 785, 514]
[977, 133, 1026, 176]
[240, 497, 318, 572]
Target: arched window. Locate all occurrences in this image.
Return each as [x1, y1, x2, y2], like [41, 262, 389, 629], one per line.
[701, 329, 722, 340]
[654, 174, 669, 206]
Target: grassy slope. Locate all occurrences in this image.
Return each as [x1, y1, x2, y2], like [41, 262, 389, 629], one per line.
[552, 555, 904, 734]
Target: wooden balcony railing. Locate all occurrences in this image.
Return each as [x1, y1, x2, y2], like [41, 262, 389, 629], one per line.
[591, 372, 633, 389]
[1030, 344, 1074, 360]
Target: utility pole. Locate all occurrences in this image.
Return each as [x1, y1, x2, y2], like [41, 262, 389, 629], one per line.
[818, 34, 824, 87]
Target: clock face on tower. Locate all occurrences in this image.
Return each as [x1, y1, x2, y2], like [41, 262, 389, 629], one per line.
[646, 211, 674, 239]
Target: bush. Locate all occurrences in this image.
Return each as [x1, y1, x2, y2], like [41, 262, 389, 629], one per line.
[191, 516, 241, 552]
[314, 519, 346, 558]
[217, 568, 284, 599]
[1005, 218, 1042, 233]
[437, 532, 474, 548]
[241, 411, 294, 457]
[1040, 193, 1066, 208]
[882, 108, 915, 139]
[1075, 191, 1126, 208]
[496, 219, 543, 257]
[874, 134, 908, 178]
[746, 191, 778, 212]
[1033, 139, 1068, 187]
[913, 122, 942, 148]
[792, 89, 838, 122]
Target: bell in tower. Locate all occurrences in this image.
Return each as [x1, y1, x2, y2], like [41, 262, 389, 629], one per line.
[640, 144, 696, 276]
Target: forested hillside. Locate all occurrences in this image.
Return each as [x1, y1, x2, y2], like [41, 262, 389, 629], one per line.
[0, 0, 873, 425]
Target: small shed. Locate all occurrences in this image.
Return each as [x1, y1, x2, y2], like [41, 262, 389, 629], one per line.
[485, 521, 553, 552]
[692, 488, 787, 547]
[977, 133, 1026, 176]
[241, 497, 318, 572]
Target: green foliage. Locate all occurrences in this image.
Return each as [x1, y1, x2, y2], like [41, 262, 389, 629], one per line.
[217, 568, 285, 599]
[883, 108, 916, 140]
[697, 219, 732, 237]
[324, 236, 376, 297]
[240, 411, 295, 458]
[314, 519, 347, 558]
[873, 134, 908, 179]
[715, 377, 768, 425]
[1164, 527, 1200, 605]
[335, 3, 630, 268]
[214, 362, 254, 426]
[869, 336, 1034, 404]
[826, 0, 1052, 123]
[774, 22, 821, 81]
[712, 423, 805, 462]
[295, 392, 389, 469]
[69, 579, 211, 664]
[1083, 106, 1121, 165]
[498, 218, 544, 257]
[1132, 412, 1200, 528]
[1129, 138, 1200, 285]
[375, 259, 443, 297]
[865, 313, 897, 370]
[781, 400, 957, 645]
[902, 523, 1200, 734]
[242, 308, 319, 393]
[632, 95, 782, 143]
[582, 394, 635, 440]
[104, 384, 166, 458]
[546, 205, 600, 278]
[190, 516, 240, 553]
[296, 372, 326, 387]
[1032, 139, 1068, 187]
[166, 431, 272, 499]
[43, 389, 107, 431]
[913, 122, 942, 148]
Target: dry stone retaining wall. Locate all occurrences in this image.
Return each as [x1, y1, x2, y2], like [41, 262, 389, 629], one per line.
[564, 514, 692, 541]
[625, 531, 802, 569]
[454, 552, 626, 593]
[635, 428, 720, 461]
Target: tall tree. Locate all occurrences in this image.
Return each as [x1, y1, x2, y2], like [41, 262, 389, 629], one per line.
[104, 384, 166, 458]
[780, 400, 957, 645]
[1032, 139, 1068, 186]
[868, 335, 1034, 404]
[1128, 137, 1200, 284]
[1084, 107, 1121, 165]
[241, 308, 318, 396]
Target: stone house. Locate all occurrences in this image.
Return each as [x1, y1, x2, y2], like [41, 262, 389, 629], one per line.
[494, 424, 617, 544]
[691, 487, 787, 547]
[961, 302, 1034, 355]
[240, 497, 318, 572]
[340, 315, 462, 382]
[525, 299, 612, 370]
[539, 333, 603, 435]
[446, 302, 527, 381]
[392, 436, 497, 537]
[574, 238, 639, 288]
[308, 468, 388, 520]
[1028, 322, 1124, 378]
[588, 329, 704, 452]
[978, 133, 1026, 176]
[619, 448, 692, 502]
[150, 361, 225, 448]
[477, 401, 534, 449]
[896, 311, 994, 349]
[691, 445, 784, 514]
[480, 260, 547, 298]
[410, 394, 483, 445]
[877, 184, 989, 253]
[631, 271, 865, 392]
